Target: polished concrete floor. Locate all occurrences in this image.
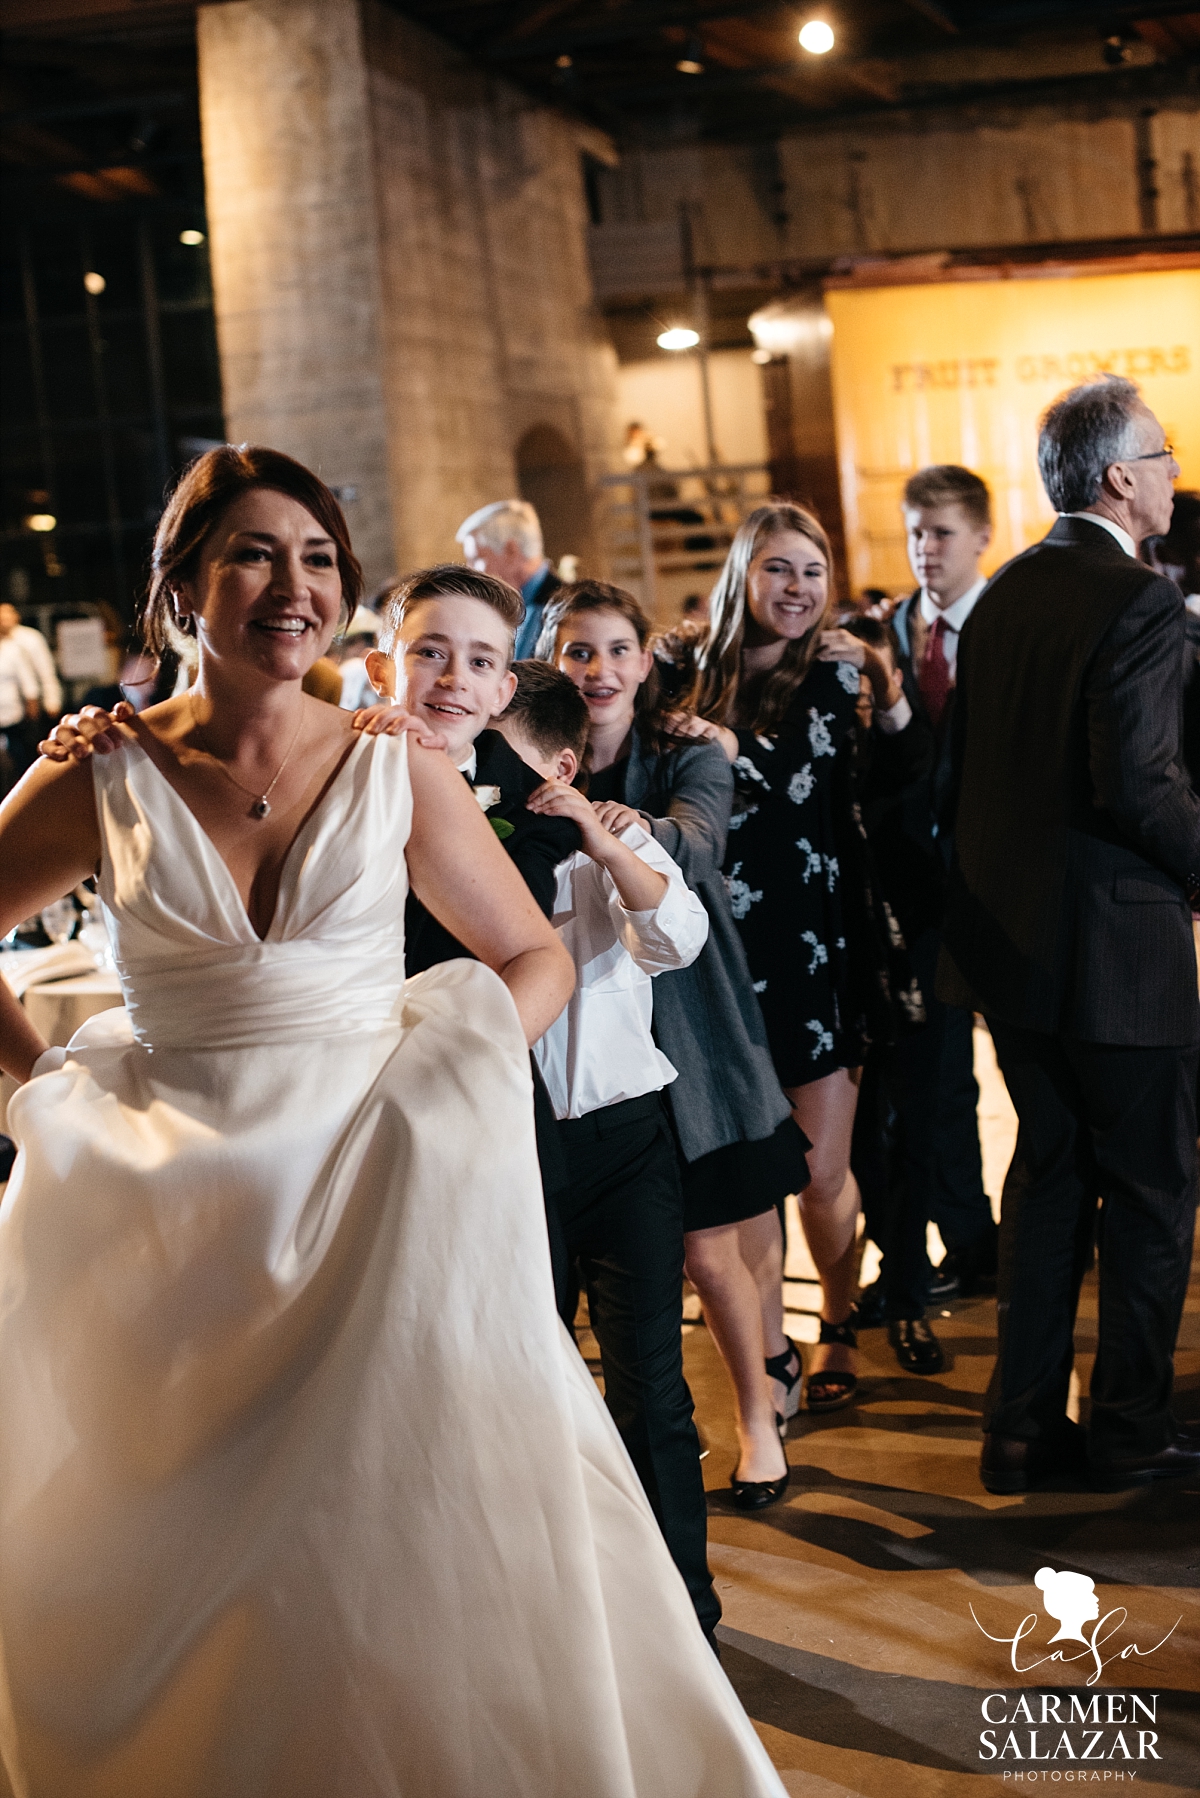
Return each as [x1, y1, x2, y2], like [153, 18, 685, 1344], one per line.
[676, 1032, 1200, 1795]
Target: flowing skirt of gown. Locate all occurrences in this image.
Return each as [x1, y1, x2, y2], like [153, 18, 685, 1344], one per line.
[0, 733, 785, 1798]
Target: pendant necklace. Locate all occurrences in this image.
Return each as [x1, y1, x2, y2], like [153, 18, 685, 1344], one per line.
[189, 698, 305, 819]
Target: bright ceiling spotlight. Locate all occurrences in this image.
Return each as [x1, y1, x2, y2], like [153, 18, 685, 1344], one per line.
[179, 229, 206, 246]
[657, 326, 700, 351]
[675, 58, 704, 74]
[25, 513, 57, 532]
[83, 271, 106, 295]
[799, 19, 835, 54]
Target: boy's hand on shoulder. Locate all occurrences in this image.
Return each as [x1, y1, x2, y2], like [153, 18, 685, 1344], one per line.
[40, 702, 133, 762]
[351, 702, 448, 750]
[527, 778, 611, 859]
[590, 800, 644, 840]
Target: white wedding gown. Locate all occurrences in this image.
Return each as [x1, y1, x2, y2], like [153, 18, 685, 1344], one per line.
[0, 732, 785, 1798]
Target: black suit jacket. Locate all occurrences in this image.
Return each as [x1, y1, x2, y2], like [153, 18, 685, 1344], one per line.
[892, 591, 960, 840]
[404, 729, 581, 973]
[937, 516, 1200, 1046]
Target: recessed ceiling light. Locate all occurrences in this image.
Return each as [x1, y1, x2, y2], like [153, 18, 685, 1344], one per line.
[179, 229, 206, 246]
[25, 513, 57, 532]
[657, 327, 700, 351]
[799, 19, 835, 54]
[676, 58, 704, 75]
[83, 271, 106, 295]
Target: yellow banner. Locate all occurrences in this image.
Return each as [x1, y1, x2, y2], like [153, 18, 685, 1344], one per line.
[825, 264, 1200, 595]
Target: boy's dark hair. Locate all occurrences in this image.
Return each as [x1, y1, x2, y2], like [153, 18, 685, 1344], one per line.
[376, 564, 523, 663]
[842, 615, 900, 660]
[902, 465, 992, 530]
[500, 660, 590, 764]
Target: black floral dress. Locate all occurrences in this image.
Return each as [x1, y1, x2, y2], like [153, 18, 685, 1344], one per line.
[723, 659, 920, 1088]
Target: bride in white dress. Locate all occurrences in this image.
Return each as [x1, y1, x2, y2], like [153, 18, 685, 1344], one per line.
[0, 448, 786, 1798]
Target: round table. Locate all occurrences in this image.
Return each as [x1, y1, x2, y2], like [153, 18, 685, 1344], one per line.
[22, 973, 124, 1049]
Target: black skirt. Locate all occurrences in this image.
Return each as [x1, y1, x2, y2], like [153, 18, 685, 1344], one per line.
[680, 1115, 810, 1233]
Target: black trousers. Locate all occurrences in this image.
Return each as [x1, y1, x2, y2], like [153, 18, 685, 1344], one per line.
[853, 928, 991, 1318]
[986, 1020, 1198, 1460]
[550, 1092, 719, 1640]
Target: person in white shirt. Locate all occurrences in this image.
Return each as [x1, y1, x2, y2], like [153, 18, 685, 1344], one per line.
[0, 605, 61, 721]
[0, 612, 42, 795]
[492, 662, 720, 1646]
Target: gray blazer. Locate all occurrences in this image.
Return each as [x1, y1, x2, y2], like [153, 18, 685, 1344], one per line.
[625, 727, 792, 1162]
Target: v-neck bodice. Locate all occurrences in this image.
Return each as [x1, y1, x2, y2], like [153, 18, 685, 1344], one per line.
[93, 730, 412, 1048]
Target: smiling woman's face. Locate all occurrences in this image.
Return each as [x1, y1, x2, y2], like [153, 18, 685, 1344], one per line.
[744, 529, 829, 643]
[176, 487, 345, 679]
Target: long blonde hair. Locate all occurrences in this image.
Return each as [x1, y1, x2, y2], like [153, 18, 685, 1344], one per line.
[689, 502, 833, 731]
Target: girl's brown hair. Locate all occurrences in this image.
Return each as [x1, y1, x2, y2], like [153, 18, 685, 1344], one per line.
[690, 502, 833, 733]
[535, 579, 676, 752]
[141, 445, 363, 655]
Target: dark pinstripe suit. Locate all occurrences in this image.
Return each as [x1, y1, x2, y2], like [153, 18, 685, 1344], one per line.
[938, 515, 1200, 1464]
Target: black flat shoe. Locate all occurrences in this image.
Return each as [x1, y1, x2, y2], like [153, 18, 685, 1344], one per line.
[806, 1315, 858, 1414]
[729, 1464, 790, 1510]
[888, 1316, 945, 1375]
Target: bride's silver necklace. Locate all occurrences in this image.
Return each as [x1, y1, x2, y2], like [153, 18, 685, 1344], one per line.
[188, 697, 305, 819]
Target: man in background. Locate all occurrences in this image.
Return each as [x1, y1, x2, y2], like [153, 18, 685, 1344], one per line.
[456, 499, 561, 660]
[0, 604, 50, 792]
[940, 376, 1200, 1493]
[883, 467, 997, 1305]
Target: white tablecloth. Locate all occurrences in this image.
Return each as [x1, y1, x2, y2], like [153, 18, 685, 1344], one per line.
[22, 973, 124, 1049]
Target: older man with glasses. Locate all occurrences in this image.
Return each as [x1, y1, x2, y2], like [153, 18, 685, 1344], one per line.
[938, 374, 1200, 1495]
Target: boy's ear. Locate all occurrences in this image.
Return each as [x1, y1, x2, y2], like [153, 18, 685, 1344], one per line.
[555, 746, 579, 784]
[365, 649, 395, 698]
[492, 668, 518, 717]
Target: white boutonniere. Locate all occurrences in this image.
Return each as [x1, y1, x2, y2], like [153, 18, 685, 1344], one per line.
[472, 784, 503, 812]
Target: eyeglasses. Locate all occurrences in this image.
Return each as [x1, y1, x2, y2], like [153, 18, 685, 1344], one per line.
[1128, 443, 1175, 463]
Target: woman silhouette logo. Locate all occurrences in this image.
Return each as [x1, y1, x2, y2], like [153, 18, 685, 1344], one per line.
[1035, 1567, 1100, 1644]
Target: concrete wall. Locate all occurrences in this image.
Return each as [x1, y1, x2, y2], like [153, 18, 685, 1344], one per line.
[197, 0, 619, 592]
[197, 0, 396, 585]
[593, 103, 1200, 269]
[362, 3, 617, 575]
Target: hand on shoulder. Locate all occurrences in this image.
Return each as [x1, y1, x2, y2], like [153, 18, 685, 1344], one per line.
[39, 701, 136, 763]
[663, 710, 738, 762]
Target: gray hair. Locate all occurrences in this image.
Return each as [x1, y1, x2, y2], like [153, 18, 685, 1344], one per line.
[1037, 376, 1143, 514]
[456, 498, 543, 560]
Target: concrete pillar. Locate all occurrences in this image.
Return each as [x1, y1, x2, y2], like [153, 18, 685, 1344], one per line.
[197, 0, 619, 591]
[197, 0, 396, 589]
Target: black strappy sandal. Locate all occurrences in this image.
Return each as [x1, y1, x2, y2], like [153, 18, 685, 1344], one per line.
[765, 1338, 803, 1439]
[805, 1316, 859, 1414]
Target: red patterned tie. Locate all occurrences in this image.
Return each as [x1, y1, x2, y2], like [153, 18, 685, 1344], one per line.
[919, 615, 952, 729]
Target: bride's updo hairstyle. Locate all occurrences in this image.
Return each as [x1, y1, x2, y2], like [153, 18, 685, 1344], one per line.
[141, 444, 363, 655]
[690, 502, 833, 733]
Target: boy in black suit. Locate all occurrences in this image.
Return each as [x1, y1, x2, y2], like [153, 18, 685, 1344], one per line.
[360, 565, 581, 1249]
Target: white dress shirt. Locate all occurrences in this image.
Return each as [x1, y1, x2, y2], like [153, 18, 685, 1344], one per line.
[12, 623, 62, 715]
[0, 635, 39, 730]
[917, 575, 987, 681]
[1061, 512, 1137, 559]
[534, 822, 709, 1121]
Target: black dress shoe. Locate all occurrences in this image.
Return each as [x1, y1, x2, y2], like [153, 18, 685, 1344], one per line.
[927, 1260, 960, 1301]
[888, 1316, 945, 1374]
[980, 1423, 1088, 1495]
[729, 1464, 790, 1510]
[1090, 1437, 1200, 1490]
[854, 1278, 887, 1328]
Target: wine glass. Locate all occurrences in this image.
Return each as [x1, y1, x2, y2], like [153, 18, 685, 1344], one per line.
[40, 897, 78, 946]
